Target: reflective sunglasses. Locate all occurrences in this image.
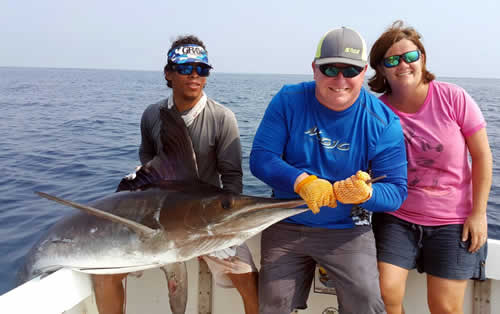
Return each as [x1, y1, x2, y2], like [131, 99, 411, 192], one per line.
[383, 50, 420, 68]
[172, 63, 211, 77]
[319, 64, 364, 78]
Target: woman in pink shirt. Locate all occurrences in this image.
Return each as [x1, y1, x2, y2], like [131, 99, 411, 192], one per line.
[368, 20, 492, 314]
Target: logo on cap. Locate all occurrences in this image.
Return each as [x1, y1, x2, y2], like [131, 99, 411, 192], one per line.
[344, 47, 360, 54]
[173, 45, 205, 57]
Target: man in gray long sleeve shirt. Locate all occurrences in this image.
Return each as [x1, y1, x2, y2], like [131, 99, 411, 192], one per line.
[139, 96, 243, 193]
[92, 35, 259, 314]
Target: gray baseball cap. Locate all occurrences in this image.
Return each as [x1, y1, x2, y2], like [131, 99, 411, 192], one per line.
[314, 27, 368, 68]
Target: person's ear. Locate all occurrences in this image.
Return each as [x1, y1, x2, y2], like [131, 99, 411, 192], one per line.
[165, 71, 173, 81]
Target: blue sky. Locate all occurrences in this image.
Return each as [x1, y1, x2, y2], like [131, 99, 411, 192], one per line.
[1, 0, 498, 78]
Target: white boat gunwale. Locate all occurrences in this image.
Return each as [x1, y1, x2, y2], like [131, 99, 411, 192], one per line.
[2, 238, 500, 314]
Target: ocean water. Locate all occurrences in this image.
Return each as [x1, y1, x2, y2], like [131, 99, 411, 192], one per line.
[0, 67, 498, 295]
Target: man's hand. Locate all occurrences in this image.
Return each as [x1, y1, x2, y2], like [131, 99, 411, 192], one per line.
[295, 175, 337, 214]
[207, 246, 237, 260]
[333, 171, 372, 204]
[115, 161, 156, 192]
[123, 165, 144, 181]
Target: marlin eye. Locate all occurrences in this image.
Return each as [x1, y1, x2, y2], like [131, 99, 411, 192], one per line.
[221, 199, 232, 210]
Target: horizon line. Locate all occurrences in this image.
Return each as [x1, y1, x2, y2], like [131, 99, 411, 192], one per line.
[1, 65, 499, 80]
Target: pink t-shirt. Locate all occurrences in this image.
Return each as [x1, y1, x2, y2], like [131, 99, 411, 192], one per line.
[379, 81, 486, 226]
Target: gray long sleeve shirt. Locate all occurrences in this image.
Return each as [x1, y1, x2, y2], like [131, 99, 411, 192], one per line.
[139, 98, 243, 194]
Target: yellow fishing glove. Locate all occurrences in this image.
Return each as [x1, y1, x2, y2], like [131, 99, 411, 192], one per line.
[333, 171, 373, 204]
[295, 175, 337, 214]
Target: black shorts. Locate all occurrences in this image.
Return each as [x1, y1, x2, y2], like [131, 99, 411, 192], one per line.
[372, 213, 487, 280]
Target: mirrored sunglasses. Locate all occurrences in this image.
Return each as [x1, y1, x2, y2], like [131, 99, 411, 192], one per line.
[319, 64, 363, 78]
[172, 63, 211, 77]
[383, 50, 420, 68]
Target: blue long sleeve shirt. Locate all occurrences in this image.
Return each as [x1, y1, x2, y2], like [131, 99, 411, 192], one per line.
[250, 81, 408, 229]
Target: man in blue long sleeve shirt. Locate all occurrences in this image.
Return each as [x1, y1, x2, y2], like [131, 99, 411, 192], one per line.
[250, 27, 408, 314]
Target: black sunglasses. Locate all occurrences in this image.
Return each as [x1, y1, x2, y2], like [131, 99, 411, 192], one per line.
[383, 50, 420, 68]
[172, 63, 211, 77]
[319, 64, 364, 78]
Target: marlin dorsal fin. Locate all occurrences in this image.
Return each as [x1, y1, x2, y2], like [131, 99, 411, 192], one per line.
[158, 106, 199, 180]
[116, 106, 200, 192]
[35, 191, 157, 239]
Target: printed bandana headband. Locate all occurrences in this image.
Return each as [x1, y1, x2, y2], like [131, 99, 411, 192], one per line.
[167, 44, 211, 67]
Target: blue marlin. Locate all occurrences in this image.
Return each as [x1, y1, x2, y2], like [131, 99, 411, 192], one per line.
[17, 107, 306, 312]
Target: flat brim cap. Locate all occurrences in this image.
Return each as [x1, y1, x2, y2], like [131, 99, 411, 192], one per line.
[167, 44, 212, 68]
[314, 27, 368, 68]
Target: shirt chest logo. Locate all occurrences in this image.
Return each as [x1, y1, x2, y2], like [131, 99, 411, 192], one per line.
[305, 127, 350, 151]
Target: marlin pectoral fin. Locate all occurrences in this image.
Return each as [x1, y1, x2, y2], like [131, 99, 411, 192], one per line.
[35, 191, 157, 239]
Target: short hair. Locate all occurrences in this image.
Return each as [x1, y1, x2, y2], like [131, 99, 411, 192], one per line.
[164, 35, 207, 88]
[368, 20, 435, 94]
